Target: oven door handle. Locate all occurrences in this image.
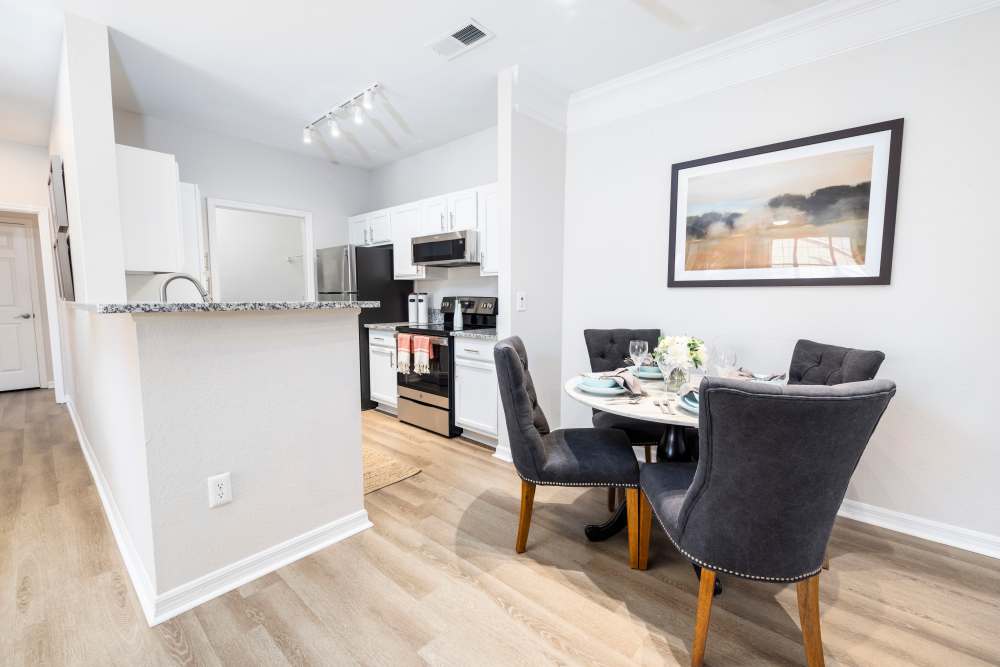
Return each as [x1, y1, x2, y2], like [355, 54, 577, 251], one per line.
[428, 336, 449, 346]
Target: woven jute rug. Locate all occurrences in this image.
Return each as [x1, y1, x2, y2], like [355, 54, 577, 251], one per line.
[363, 444, 421, 494]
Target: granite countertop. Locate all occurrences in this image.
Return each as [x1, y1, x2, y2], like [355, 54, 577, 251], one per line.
[77, 301, 380, 314]
[363, 322, 407, 331]
[450, 328, 497, 341]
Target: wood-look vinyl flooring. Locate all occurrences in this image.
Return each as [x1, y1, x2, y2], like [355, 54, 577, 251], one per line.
[2, 389, 998, 665]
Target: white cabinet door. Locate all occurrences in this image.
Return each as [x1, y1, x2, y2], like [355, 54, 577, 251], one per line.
[349, 215, 368, 246]
[117, 144, 183, 272]
[421, 198, 448, 236]
[455, 353, 498, 437]
[447, 189, 478, 232]
[477, 184, 499, 276]
[369, 344, 397, 407]
[390, 205, 424, 279]
[368, 211, 391, 245]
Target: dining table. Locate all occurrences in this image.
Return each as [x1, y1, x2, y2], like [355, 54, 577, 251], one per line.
[563, 372, 702, 543]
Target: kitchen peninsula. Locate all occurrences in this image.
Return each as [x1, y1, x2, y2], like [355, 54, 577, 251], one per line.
[62, 300, 378, 624]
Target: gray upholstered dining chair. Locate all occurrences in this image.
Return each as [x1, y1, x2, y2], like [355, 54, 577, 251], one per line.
[788, 339, 885, 386]
[584, 328, 664, 465]
[634, 377, 895, 667]
[494, 336, 643, 565]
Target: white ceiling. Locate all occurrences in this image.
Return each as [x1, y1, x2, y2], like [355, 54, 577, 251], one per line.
[2, 0, 824, 167]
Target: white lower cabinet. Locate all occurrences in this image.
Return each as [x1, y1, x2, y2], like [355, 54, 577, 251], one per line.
[454, 339, 498, 437]
[369, 339, 397, 408]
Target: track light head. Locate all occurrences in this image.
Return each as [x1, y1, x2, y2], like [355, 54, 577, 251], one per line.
[353, 104, 364, 125]
[302, 127, 312, 144]
[328, 116, 341, 138]
[362, 88, 374, 111]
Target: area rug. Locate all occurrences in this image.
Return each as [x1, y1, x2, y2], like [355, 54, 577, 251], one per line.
[363, 444, 421, 494]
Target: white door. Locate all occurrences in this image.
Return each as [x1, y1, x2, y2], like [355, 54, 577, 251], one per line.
[454, 356, 498, 436]
[478, 184, 499, 276]
[447, 190, 478, 231]
[369, 344, 397, 407]
[0, 224, 40, 391]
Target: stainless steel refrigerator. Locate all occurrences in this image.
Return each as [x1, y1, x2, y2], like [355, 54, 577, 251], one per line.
[316, 245, 412, 409]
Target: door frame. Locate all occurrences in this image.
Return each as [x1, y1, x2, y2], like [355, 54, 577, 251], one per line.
[205, 199, 315, 302]
[0, 202, 63, 399]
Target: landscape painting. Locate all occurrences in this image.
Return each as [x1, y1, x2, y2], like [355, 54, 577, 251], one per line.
[668, 119, 903, 287]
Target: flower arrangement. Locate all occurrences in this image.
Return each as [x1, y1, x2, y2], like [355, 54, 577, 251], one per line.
[654, 335, 707, 370]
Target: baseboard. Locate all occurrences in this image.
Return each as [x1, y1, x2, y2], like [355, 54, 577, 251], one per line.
[66, 399, 159, 624]
[151, 509, 372, 625]
[838, 499, 1000, 560]
[493, 444, 513, 463]
[68, 398, 373, 626]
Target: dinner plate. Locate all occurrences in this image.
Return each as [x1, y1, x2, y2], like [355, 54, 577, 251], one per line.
[631, 365, 663, 379]
[576, 381, 627, 396]
[677, 396, 699, 414]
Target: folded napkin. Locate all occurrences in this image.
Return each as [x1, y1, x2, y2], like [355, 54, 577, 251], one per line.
[396, 333, 411, 373]
[412, 335, 433, 374]
[736, 367, 787, 382]
[586, 368, 646, 396]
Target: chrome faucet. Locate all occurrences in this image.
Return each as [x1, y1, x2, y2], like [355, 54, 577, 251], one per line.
[160, 273, 211, 303]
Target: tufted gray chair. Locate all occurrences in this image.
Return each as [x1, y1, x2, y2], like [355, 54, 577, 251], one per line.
[494, 336, 643, 564]
[788, 339, 885, 386]
[634, 377, 896, 667]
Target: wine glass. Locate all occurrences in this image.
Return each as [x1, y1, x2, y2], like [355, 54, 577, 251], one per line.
[628, 340, 649, 369]
[714, 348, 738, 378]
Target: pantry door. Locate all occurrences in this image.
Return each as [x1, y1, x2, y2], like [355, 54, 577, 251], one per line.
[0, 223, 40, 391]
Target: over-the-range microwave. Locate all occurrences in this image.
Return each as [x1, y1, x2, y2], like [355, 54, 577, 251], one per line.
[411, 229, 479, 267]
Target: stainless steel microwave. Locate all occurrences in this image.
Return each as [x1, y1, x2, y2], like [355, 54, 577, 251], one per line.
[411, 230, 479, 267]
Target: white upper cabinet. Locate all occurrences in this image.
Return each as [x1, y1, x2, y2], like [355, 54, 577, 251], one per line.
[477, 184, 499, 276]
[421, 198, 448, 236]
[348, 215, 368, 246]
[368, 211, 391, 245]
[447, 189, 478, 232]
[390, 205, 424, 280]
[117, 144, 183, 273]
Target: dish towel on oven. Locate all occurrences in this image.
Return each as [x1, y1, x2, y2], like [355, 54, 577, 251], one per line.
[412, 335, 434, 374]
[396, 333, 411, 373]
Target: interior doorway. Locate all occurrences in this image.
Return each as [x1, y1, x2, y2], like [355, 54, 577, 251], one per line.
[0, 218, 47, 391]
[205, 199, 315, 302]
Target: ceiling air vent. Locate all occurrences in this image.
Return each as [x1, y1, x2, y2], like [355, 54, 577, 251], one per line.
[428, 19, 494, 60]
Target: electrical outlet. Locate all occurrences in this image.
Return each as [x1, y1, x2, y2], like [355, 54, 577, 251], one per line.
[516, 291, 527, 312]
[207, 472, 232, 508]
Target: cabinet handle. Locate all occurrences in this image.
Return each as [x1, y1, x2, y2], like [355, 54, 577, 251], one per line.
[440, 212, 444, 231]
[450, 211, 455, 230]
[464, 348, 479, 354]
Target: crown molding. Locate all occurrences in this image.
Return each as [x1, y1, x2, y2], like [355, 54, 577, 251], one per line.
[568, 0, 1000, 132]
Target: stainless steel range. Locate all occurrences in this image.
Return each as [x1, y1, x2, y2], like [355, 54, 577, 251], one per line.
[396, 296, 497, 437]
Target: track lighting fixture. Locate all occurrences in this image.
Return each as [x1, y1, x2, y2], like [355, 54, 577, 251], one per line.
[301, 82, 379, 143]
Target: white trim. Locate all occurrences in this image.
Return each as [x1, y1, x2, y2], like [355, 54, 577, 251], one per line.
[493, 443, 513, 463]
[69, 396, 373, 626]
[151, 509, 372, 625]
[567, 0, 1000, 131]
[204, 198, 316, 302]
[839, 499, 1000, 560]
[66, 398, 159, 623]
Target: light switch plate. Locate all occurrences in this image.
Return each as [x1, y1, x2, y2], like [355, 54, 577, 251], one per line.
[207, 472, 232, 508]
[516, 291, 527, 312]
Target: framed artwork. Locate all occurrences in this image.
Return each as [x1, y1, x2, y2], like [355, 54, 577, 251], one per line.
[668, 119, 903, 287]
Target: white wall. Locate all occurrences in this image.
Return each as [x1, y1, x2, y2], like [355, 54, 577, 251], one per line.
[560, 10, 1000, 542]
[0, 140, 57, 387]
[114, 110, 369, 250]
[367, 127, 496, 210]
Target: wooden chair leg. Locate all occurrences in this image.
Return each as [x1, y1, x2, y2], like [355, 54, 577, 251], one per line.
[822, 550, 830, 570]
[796, 574, 826, 667]
[607, 486, 616, 512]
[515, 480, 536, 554]
[626, 488, 640, 568]
[637, 490, 652, 570]
[644, 444, 652, 462]
[691, 568, 716, 667]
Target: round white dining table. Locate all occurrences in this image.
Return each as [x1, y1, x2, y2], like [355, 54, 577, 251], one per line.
[563, 376, 699, 428]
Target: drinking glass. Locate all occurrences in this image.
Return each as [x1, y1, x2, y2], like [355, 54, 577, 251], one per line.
[628, 340, 649, 369]
[714, 349, 738, 377]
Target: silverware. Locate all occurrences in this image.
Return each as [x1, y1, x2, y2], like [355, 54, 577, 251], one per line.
[653, 400, 668, 415]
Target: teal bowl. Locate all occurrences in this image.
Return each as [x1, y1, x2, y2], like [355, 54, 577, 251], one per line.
[581, 377, 617, 388]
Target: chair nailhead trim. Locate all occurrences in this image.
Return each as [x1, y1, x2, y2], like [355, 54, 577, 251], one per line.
[649, 507, 820, 583]
[518, 473, 638, 488]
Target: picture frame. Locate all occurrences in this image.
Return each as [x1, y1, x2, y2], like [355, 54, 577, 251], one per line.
[667, 119, 903, 287]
